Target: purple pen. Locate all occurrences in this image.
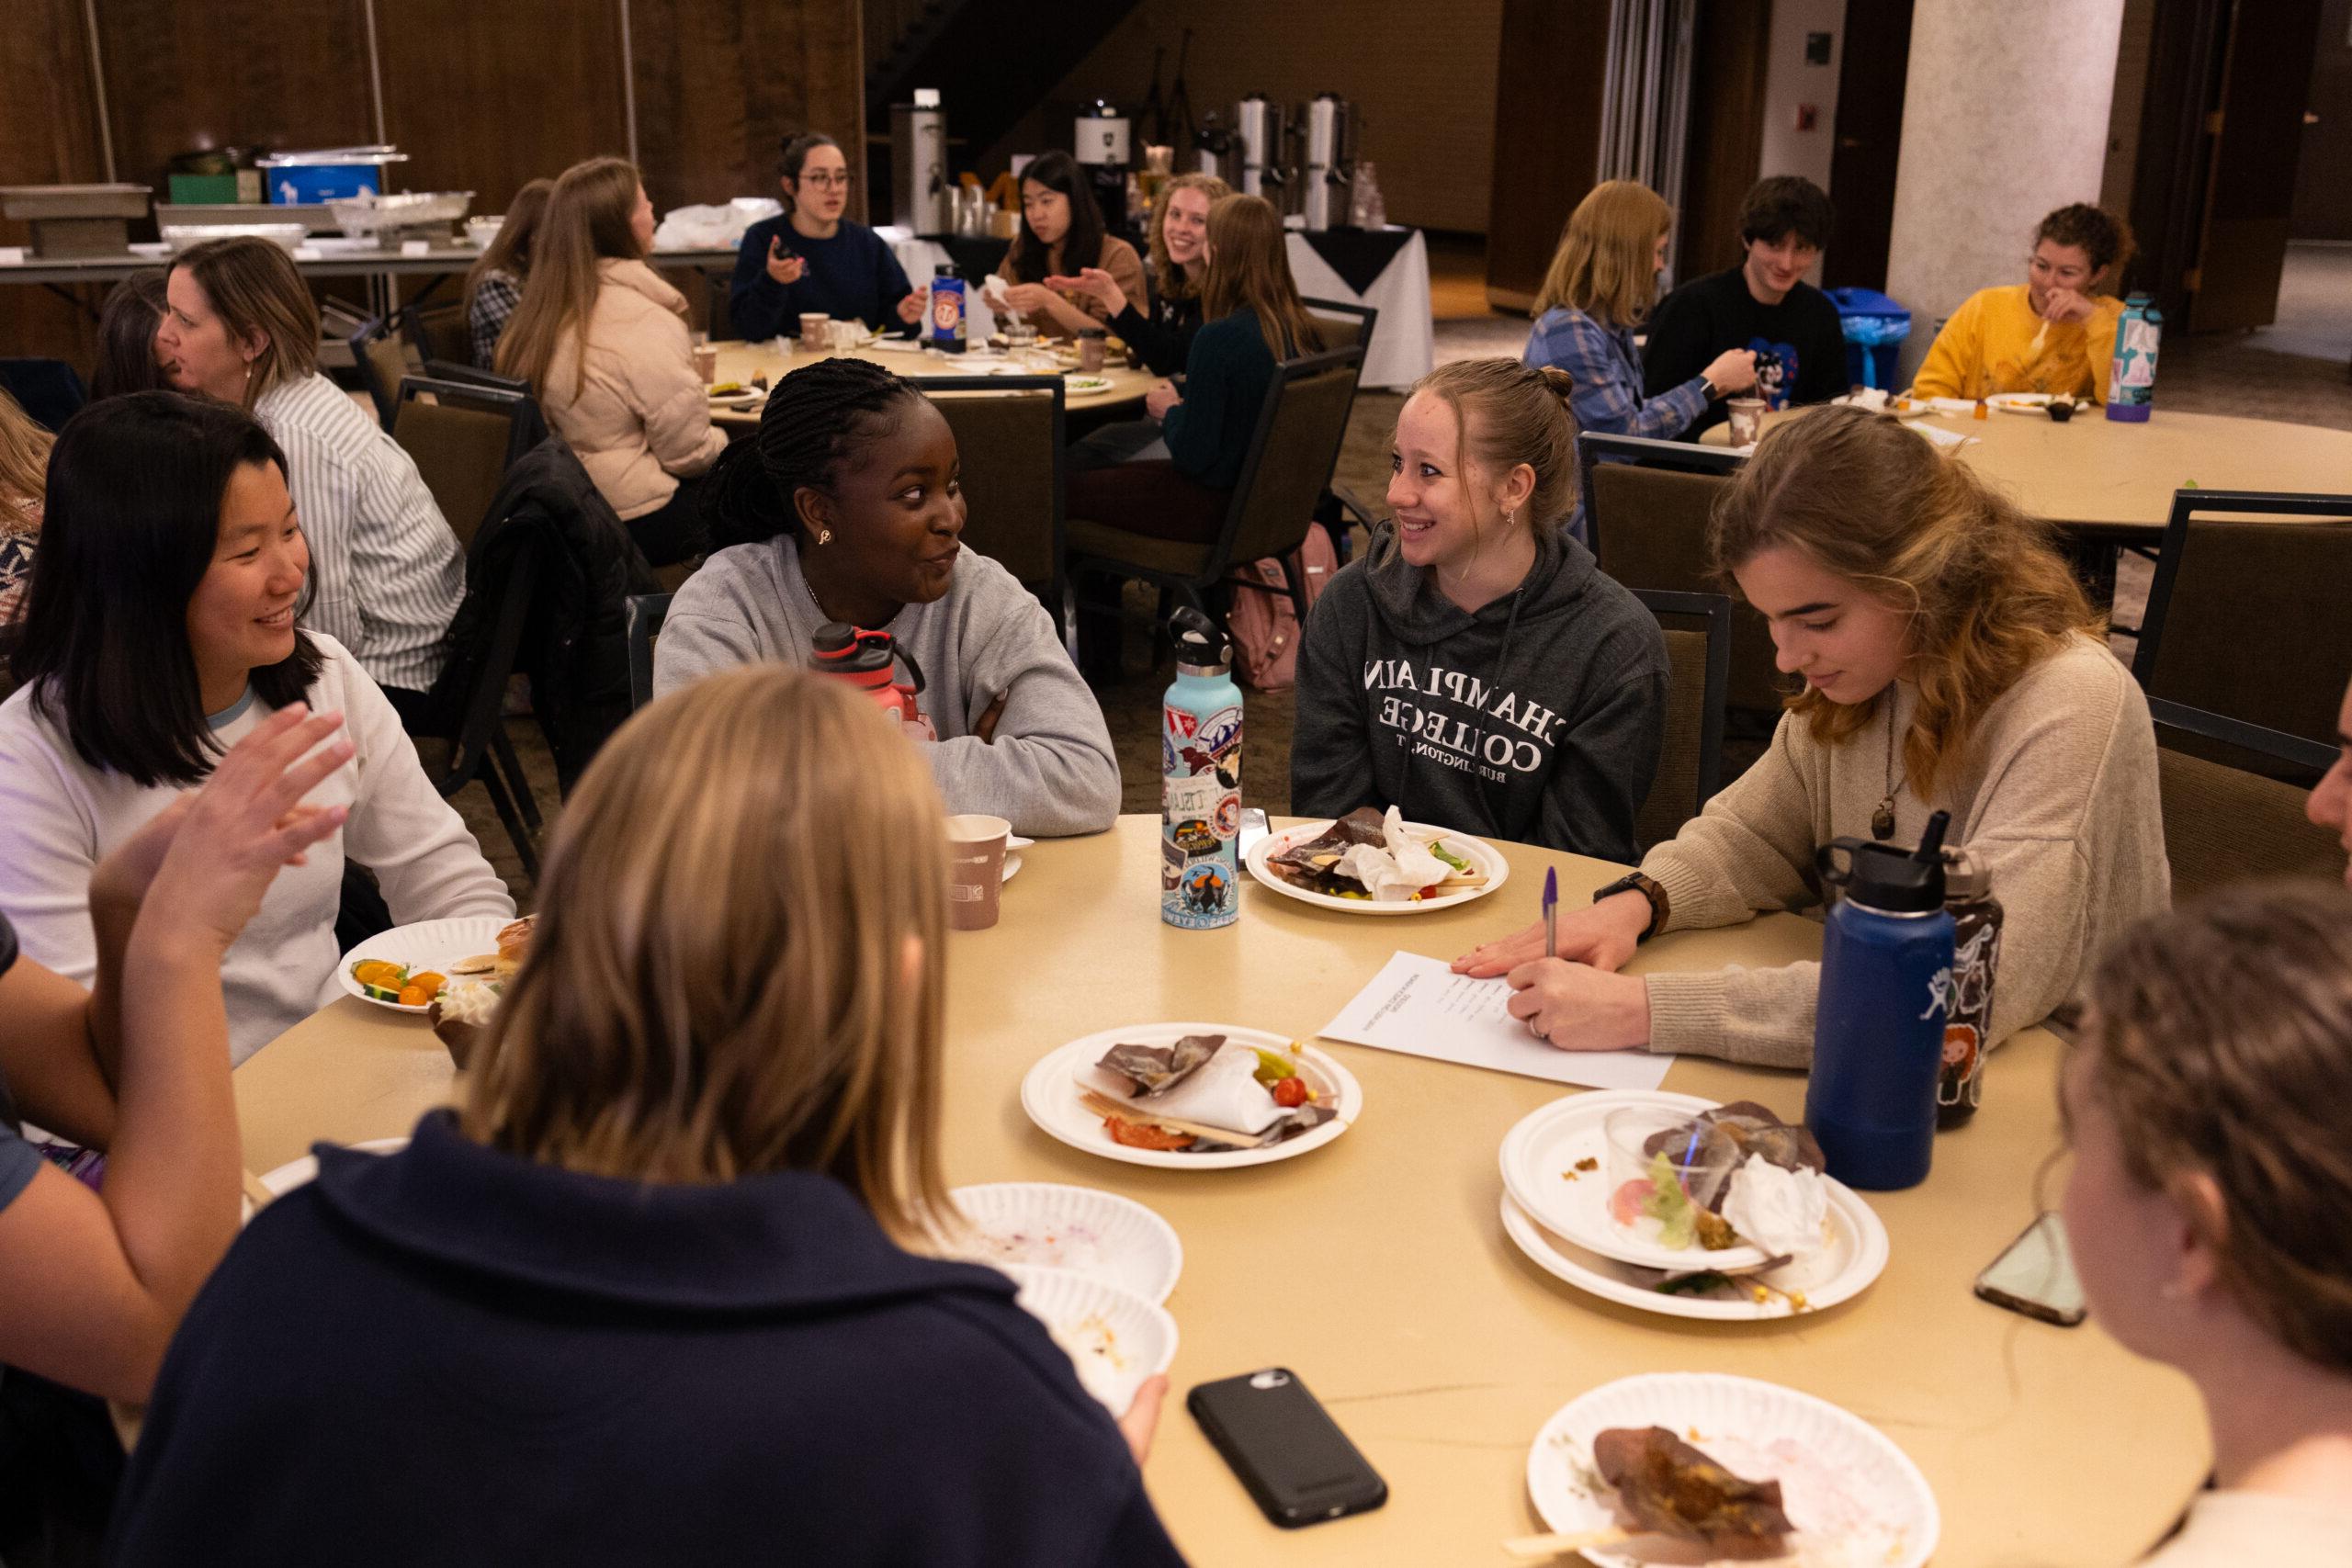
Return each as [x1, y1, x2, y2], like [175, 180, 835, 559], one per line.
[1543, 867, 1557, 961]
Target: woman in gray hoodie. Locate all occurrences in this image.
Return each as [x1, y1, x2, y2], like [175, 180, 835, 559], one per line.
[654, 358, 1121, 837]
[1291, 359, 1668, 861]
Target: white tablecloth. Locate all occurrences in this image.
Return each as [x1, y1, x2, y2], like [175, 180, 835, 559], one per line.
[1285, 227, 1434, 389]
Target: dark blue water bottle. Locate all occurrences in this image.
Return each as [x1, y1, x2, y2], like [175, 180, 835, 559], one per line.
[1804, 812, 1955, 1191]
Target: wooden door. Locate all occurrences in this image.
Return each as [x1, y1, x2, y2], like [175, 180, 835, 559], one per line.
[1675, 0, 1773, 281]
[1484, 0, 1613, 310]
[2188, 0, 2326, 331]
[1819, 0, 1913, 291]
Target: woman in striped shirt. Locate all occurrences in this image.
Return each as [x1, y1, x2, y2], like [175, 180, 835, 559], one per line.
[159, 237, 465, 714]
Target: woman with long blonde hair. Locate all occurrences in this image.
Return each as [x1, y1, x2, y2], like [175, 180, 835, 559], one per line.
[108, 666, 1182, 1565]
[1065, 192, 1324, 543]
[1459, 403, 2171, 1068]
[0, 387, 51, 617]
[498, 156, 723, 566]
[1523, 180, 1756, 443]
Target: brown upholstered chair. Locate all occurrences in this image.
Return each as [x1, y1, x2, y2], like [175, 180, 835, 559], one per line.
[1632, 589, 1731, 854]
[402, 301, 472, 368]
[2148, 697, 2344, 902]
[349, 317, 421, 430]
[2132, 489, 2352, 780]
[917, 376, 1067, 625]
[1067, 343, 1365, 637]
[1585, 455, 1785, 718]
[1302, 297, 1376, 357]
[393, 375, 549, 551]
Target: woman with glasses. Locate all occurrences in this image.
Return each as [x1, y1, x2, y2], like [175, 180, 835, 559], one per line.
[1911, 204, 2133, 403]
[729, 132, 926, 344]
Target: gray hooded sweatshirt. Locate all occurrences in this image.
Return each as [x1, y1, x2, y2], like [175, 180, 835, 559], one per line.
[1290, 520, 1668, 862]
[653, 536, 1121, 837]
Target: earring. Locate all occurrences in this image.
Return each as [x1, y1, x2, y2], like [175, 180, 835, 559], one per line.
[818, 528, 832, 545]
[1505, 507, 1517, 528]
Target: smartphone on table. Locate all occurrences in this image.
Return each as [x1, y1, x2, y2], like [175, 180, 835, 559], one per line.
[1189, 1368, 1387, 1529]
[1973, 1211, 2087, 1326]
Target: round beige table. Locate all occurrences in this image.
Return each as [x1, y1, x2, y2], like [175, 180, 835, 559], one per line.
[1706, 405, 2352, 539]
[707, 338, 1156, 429]
[236, 818, 2205, 1565]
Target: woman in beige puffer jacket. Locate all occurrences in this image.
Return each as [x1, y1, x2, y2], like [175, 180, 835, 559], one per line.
[499, 158, 726, 566]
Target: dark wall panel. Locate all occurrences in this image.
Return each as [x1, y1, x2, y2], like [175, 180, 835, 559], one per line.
[0, 0, 110, 364]
[1678, 0, 1774, 282]
[630, 0, 867, 215]
[1485, 0, 1612, 309]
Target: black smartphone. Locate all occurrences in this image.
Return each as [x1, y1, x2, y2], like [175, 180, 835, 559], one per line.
[1188, 1369, 1387, 1529]
[1973, 1211, 2088, 1326]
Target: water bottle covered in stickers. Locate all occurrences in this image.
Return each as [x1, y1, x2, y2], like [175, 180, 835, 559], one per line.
[1161, 608, 1241, 930]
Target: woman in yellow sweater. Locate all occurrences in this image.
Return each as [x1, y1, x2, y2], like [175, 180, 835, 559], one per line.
[1911, 204, 2132, 402]
[1454, 403, 2171, 1068]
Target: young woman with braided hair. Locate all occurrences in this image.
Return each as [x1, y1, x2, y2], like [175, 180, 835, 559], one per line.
[653, 357, 1120, 836]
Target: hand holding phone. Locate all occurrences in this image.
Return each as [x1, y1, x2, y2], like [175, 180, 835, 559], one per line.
[1189, 1369, 1386, 1528]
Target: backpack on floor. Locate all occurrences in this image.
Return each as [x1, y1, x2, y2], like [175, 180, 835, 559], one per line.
[1229, 523, 1340, 690]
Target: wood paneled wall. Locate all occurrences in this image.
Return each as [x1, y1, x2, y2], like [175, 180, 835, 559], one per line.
[1484, 0, 1613, 310]
[0, 0, 865, 374]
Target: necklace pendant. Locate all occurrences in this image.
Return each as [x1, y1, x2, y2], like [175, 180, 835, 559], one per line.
[1871, 800, 1896, 841]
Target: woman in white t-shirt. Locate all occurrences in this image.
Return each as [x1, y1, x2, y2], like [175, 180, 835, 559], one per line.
[2063, 884, 2352, 1564]
[0, 392, 513, 1064]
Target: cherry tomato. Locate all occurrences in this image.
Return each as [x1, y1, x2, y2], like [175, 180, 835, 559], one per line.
[1272, 1077, 1309, 1108]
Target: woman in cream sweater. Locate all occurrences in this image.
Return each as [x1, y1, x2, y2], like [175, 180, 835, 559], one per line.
[1457, 403, 2170, 1067]
[499, 157, 726, 567]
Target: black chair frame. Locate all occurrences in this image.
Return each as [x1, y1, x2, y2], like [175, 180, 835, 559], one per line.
[347, 317, 410, 431]
[395, 373, 548, 474]
[625, 592, 672, 712]
[427, 540, 545, 882]
[2130, 487, 2352, 687]
[1575, 432, 1747, 559]
[1633, 587, 1732, 817]
[1300, 297, 1379, 550]
[918, 375, 1069, 634]
[1068, 343, 1366, 644]
[2144, 695, 2340, 776]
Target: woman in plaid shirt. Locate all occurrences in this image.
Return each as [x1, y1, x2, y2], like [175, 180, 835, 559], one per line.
[1521, 181, 1756, 443]
[465, 178, 554, 368]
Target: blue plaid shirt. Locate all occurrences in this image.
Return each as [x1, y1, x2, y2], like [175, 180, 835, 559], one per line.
[1522, 306, 1709, 440]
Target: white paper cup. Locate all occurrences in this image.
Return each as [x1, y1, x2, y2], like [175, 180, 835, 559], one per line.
[944, 814, 1012, 930]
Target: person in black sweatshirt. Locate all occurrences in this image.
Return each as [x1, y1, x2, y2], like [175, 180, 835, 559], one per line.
[1056, 172, 1230, 469]
[729, 132, 924, 342]
[108, 669, 1182, 1568]
[1064, 193, 1322, 542]
[1292, 359, 1668, 861]
[1642, 175, 1849, 439]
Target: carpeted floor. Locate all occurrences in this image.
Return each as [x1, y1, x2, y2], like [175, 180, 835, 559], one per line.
[457, 306, 2352, 907]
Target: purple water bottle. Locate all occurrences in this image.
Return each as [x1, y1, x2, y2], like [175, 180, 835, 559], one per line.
[1804, 811, 1955, 1190]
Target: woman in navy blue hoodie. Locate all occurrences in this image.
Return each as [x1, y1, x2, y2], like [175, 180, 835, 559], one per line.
[108, 667, 1183, 1568]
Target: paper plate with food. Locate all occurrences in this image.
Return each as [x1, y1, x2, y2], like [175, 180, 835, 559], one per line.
[1002, 1263, 1176, 1416]
[706, 380, 764, 409]
[1247, 807, 1507, 914]
[1521, 1372, 1937, 1568]
[944, 1182, 1182, 1303]
[1062, 373, 1114, 397]
[1984, 390, 2089, 416]
[1500, 1090, 1871, 1276]
[1020, 1023, 1363, 1169]
[339, 915, 527, 1016]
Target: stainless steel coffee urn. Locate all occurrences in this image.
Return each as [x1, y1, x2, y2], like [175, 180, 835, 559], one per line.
[1236, 94, 1292, 214]
[1193, 111, 1239, 186]
[1302, 92, 1357, 232]
[891, 89, 949, 235]
[1074, 99, 1133, 233]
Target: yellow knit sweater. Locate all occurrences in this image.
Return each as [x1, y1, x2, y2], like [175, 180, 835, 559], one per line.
[1912, 284, 2123, 402]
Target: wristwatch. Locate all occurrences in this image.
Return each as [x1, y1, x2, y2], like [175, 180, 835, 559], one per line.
[1699, 374, 1720, 400]
[1590, 871, 1669, 943]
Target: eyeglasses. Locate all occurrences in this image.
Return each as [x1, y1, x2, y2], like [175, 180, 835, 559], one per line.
[799, 171, 854, 189]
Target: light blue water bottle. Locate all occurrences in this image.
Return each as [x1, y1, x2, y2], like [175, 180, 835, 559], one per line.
[1804, 811, 1955, 1190]
[1162, 608, 1241, 930]
[2106, 291, 2160, 423]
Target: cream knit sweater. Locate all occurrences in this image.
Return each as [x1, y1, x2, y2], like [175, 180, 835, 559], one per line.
[1639, 634, 2171, 1068]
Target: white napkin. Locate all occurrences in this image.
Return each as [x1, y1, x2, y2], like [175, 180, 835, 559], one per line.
[1332, 807, 1450, 901]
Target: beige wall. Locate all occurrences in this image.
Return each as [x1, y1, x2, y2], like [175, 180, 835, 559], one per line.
[1758, 0, 1843, 195]
[978, 0, 1506, 234]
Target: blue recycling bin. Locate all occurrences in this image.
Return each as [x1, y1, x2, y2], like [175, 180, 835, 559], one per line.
[1826, 287, 1911, 390]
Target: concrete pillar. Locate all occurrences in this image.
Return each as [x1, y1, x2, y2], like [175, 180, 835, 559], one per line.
[1883, 0, 2127, 388]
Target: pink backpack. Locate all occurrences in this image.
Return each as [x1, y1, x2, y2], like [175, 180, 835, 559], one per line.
[1228, 523, 1340, 690]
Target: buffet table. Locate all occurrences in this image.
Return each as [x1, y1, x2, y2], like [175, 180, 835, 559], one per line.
[234, 816, 2204, 1565]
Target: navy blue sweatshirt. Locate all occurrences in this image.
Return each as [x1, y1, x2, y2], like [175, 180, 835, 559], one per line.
[108, 1111, 1186, 1567]
[729, 215, 915, 341]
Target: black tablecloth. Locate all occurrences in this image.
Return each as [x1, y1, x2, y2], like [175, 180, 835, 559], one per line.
[1295, 227, 1414, 297]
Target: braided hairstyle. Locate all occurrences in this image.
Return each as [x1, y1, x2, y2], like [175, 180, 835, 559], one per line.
[703, 357, 925, 548]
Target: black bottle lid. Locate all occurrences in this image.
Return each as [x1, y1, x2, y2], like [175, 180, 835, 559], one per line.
[1170, 606, 1230, 675]
[1816, 810, 1951, 913]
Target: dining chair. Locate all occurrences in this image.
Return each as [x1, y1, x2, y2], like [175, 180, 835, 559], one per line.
[1301, 297, 1378, 358]
[2131, 488, 2352, 779]
[348, 317, 421, 431]
[410, 534, 546, 882]
[1065, 342, 1366, 655]
[919, 375, 1067, 631]
[393, 375, 549, 551]
[2147, 696, 2343, 901]
[1632, 588, 1731, 853]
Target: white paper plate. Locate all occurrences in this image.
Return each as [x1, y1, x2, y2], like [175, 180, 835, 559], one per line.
[1063, 373, 1114, 396]
[1985, 391, 2086, 415]
[256, 1136, 410, 1198]
[1499, 1185, 1886, 1321]
[1001, 1263, 1176, 1416]
[1500, 1089, 1871, 1274]
[1897, 395, 1980, 417]
[707, 389, 763, 409]
[1245, 819, 1510, 915]
[1002, 833, 1032, 885]
[1526, 1372, 1939, 1568]
[944, 1182, 1182, 1303]
[1019, 1022, 1362, 1170]
[338, 917, 514, 1015]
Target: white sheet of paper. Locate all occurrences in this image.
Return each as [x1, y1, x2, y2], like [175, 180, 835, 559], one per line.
[1317, 951, 1675, 1092]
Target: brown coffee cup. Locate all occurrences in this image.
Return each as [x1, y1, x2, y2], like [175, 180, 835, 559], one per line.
[800, 312, 832, 347]
[1726, 397, 1767, 447]
[944, 813, 1012, 930]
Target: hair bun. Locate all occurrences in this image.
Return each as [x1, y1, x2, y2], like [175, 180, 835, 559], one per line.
[702, 437, 789, 548]
[1532, 364, 1576, 409]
